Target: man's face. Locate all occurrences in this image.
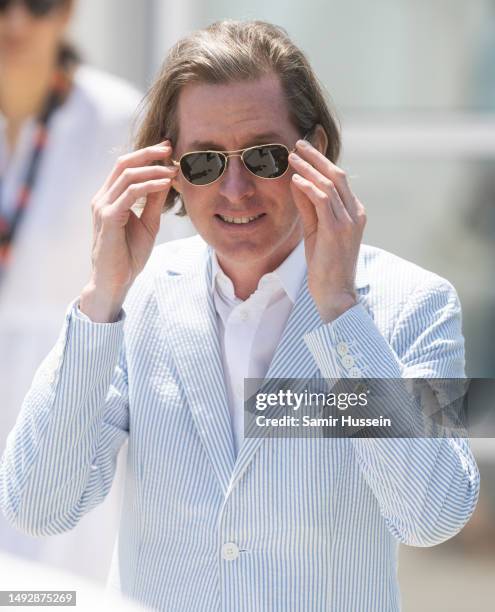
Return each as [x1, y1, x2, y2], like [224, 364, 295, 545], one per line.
[173, 73, 304, 274]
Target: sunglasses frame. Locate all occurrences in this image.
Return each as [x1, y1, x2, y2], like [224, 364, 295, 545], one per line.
[171, 132, 312, 187]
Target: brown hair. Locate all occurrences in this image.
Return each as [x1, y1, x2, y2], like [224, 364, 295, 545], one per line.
[135, 19, 341, 215]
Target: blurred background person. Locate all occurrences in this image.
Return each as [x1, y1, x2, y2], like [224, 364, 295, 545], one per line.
[0, 0, 194, 584]
[0, 0, 145, 582]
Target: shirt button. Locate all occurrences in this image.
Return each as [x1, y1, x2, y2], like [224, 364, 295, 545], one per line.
[348, 366, 362, 378]
[218, 275, 230, 290]
[336, 342, 349, 357]
[341, 354, 355, 369]
[222, 542, 240, 561]
[239, 310, 249, 321]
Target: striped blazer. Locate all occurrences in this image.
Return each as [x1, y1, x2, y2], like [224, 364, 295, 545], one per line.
[0, 235, 480, 611]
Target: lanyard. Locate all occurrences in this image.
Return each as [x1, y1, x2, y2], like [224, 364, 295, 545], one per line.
[0, 69, 72, 276]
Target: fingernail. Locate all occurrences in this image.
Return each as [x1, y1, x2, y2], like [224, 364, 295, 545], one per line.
[297, 139, 309, 148]
[289, 152, 301, 162]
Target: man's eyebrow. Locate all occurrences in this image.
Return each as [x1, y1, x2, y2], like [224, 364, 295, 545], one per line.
[187, 132, 285, 151]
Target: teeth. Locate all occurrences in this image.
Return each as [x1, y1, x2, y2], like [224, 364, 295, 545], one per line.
[219, 214, 263, 224]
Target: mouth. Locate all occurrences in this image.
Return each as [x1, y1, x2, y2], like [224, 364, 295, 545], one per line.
[215, 213, 266, 225]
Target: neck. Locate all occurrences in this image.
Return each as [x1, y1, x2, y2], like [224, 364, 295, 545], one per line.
[217, 261, 267, 301]
[216, 238, 301, 301]
[0, 58, 56, 149]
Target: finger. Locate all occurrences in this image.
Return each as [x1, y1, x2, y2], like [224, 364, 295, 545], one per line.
[289, 153, 352, 223]
[327, 185, 351, 223]
[290, 177, 318, 238]
[105, 164, 179, 204]
[112, 178, 172, 216]
[292, 173, 335, 228]
[100, 141, 174, 195]
[295, 140, 360, 220]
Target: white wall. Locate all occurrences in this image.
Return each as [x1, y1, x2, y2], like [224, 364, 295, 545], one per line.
[68, 0, 150, 90]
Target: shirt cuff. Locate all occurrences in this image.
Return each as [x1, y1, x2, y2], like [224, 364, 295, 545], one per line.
[73, 300, 126, 325]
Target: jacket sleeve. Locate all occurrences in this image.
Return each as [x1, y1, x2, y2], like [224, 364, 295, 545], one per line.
[0, 300, 129, 536]
[303, 278, 480, 547]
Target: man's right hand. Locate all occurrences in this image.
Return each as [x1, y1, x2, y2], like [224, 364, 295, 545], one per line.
[79, 141, 178, 323]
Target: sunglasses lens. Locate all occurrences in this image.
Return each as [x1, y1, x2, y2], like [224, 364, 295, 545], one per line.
[0, 0, 61, 15]
[180, 152, 226, 186]
[243, 145, 289, 179]
[27, 0, 60, 16]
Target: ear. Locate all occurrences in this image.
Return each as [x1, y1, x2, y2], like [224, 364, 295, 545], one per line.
[171, 176, 182, 194]
[310, 124, 329, 156]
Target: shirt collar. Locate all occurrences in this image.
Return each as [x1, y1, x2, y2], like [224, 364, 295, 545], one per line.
[210, 239, 306, 304]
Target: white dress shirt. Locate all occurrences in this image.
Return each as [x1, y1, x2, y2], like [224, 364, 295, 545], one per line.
[211, 240, 307, 456]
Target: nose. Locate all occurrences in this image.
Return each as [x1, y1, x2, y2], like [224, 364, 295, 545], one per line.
[218, 155, 255, 203]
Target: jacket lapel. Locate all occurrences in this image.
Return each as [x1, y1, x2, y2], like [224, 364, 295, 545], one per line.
[153, 246, 236, 496]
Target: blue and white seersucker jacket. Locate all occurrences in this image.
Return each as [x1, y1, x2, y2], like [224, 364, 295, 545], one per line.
[0, 235, 480, 611]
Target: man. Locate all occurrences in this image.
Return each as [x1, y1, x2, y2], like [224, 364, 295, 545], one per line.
[0, 20, 479, 612]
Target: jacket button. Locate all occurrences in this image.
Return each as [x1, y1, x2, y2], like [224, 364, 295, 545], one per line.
[341, 354, 355, 369]
[348, 366, 362, 378]
[222, 542, 240, 561]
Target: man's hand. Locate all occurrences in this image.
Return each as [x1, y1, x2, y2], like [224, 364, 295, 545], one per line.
[288, 138, 366, 323]
[79, 141, 178, 323]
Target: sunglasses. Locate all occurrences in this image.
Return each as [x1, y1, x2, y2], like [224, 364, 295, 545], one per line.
[0, 0, 63, 16]
[172, 133, 311, 186]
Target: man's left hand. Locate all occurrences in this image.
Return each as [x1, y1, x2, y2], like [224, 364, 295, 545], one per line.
[289, 138, 367, 323]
